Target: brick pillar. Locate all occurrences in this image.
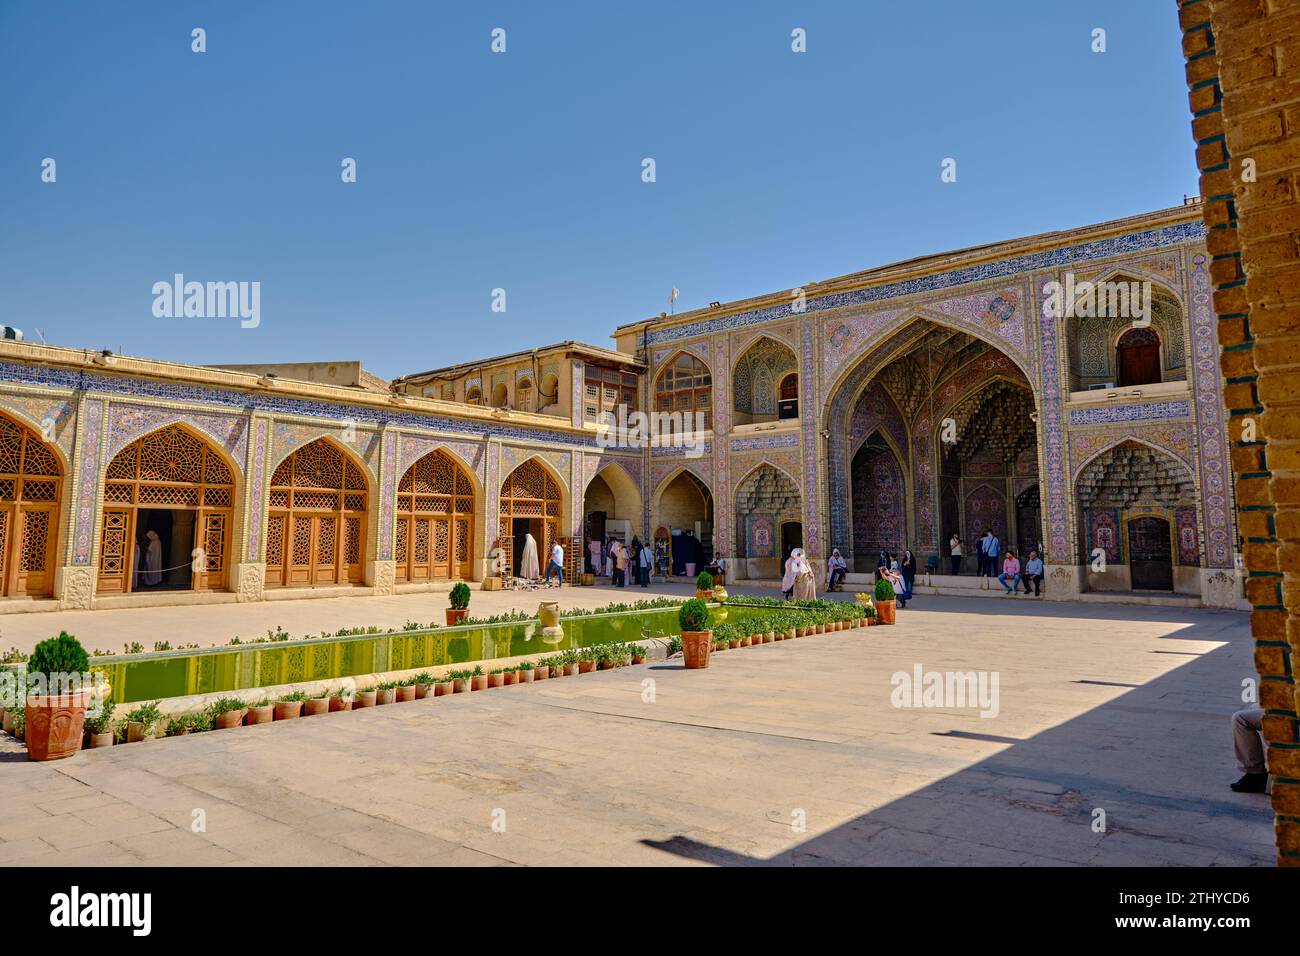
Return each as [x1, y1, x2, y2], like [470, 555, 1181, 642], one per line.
[1178, 0, 1300, 865]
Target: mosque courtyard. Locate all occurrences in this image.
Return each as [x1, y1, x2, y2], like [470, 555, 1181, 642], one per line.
[0, 592, 1271, 867]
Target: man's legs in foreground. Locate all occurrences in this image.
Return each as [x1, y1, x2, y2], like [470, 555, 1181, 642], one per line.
[1231, 707, 1268, 793]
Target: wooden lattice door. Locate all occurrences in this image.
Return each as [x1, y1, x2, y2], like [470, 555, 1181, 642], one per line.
[396, 449, 475, 582]
[0, 414, 63, 598]
[498, 458, 563, 579]
[265, 440, 367, 588]
[98, 425, 234, 593]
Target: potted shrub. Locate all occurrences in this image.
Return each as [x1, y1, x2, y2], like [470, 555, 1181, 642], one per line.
[304, 689, 330, 716]
[275, 691, 307, 720]
[12, 705, 25, 741]
[534, 659, 551, 680]
[576, 649, 596, 674]
[863, 602, 877, 626]
[184, 710, 214, 734]
[446, 582, 471, 626]
[23, 631, 92, 761]
[487, 668, 506, 689]
[434, 674, 455, 696]
[375, 682, 398, 705]
[678, 598, 712, 669]
[84, 691, 115, 748]
[411, 673, 434, 699]
[502, 666, 518, 686]
[874, 579, 897, 625]
[396, 679, 418, 703]
[329, 688, 354, 712]
[630, 644, 647, 665]
[124, 701, 162, 742]
[449, 669, 472, 693]
[210, 697, 249, 729]
[562, 649, 580, 676]
[694, 571, 714, 601]
[164, 716, 190, 737]
[246, 698, 274, 724]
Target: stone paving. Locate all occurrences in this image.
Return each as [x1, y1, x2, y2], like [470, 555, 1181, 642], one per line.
[0, 596, 1272, 866]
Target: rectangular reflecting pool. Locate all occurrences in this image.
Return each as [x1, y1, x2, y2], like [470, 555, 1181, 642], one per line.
[89, 603, 782, 703]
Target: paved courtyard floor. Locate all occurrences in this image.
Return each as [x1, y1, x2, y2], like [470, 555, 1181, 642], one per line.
[0, 596, 1273, 866]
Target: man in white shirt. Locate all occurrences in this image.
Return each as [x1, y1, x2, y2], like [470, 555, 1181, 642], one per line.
[546, 541, 564, 586]
[638, 541, 653, 587]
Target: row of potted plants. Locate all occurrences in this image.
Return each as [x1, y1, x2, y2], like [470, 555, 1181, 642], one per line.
[3, 634, 666, 753]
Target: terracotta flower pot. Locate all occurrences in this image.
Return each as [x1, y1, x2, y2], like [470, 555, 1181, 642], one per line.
[764, 633, 776, 643]
[329, 696, 353, 712]
[564, 662, 580, 676]
[695, 589, 714, 601]
[446, 608, 469, 626]
[304, 698, 330, 716]
[487, 672, 505, 688]
[127, 720, 148, 742]
[396, 685, 417, 703]
[434, 681, 453, 696]
[470, 675, 488, 691]
[274, 700, 304, 720]
[728, 639, 740, 650]
[597, 659, 614, 670]
[374, 688, 395, 705]
[451, 678, 470, 693]
[246, 705, 274, 725]
[632, 653, 647, 664]
[88, 731, 114, 749]
[516, 669, 534, 683]
[414, 683, 432, 699]
[680, 630, 712, 669]
[2, 709, 13, 735]
[352, 691, 377, 709]
[215, 709, 247, 729]
[578, 660, 595, 674]
[768, 631, 779, 642]
[502, 671, 517, 686]
[876, 600, 896, 625]
[534, 665, 550, 680]
[23, 692, 90, 761]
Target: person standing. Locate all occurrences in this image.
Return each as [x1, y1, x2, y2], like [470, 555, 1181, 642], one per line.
[791, 548, 817, 601]
[638, 539, 653, 586]
[985, 529, 1001, 578]
[1022, 550, 1044, 596]
[545, 539, 565, 586]
[781, 550, 798, 599]
[997, 550, 1020, 594]
[520, 533, 540, 581]
[588, 538, 603, 577]
[616, 540, 630, 587]
[900, 549, 916, 608]
[949, 533, 962, 575]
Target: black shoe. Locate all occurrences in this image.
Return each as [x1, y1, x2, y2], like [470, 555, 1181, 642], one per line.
[1230, 772, 1268, 793]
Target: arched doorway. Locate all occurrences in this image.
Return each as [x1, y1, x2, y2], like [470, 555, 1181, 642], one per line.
[1128, 515, 1174, 591]
[1076, 441, 1196, 593]
[265, 439, 368, 588]
[850, 432, 905, 569]
[499, 458, 563, 577]
[582, 463, 642, 574]
[652, 469, 712, 577]
[732, 336, 797, 426]
[734, 464, 802, 579]
[1015, 484, 1042, 559]
[99, 425, 234, 594]
[1116, 327, 1162, 387]
[0, 413, 62, 597]
[395, 449, 474, 583]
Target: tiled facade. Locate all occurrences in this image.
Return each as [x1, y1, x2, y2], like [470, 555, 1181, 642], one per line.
[0, 205, 1241, 609]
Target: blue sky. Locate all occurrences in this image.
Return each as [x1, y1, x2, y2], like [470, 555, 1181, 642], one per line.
[0, 1, 1199, 379]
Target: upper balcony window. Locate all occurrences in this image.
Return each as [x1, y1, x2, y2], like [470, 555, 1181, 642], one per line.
[584, 366, 638, 423]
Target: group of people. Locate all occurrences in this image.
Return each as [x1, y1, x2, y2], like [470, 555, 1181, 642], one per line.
[948, 528, 1045, 596]
[587, 537, 654, 587]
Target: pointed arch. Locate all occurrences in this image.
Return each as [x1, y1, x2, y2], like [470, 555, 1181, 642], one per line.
[0, 410, 65, 597]
[1071, 435, 1194, 482]
[99, 422, 241, 594]
[265, 436, 371, 589]
[499, 455, 568, 577]
[850, 429, 906, 561]
[732, 335, 798, 423]
[1063, 268, 1187, 391]
[395, 447, 477, 582]
[653, 351, 713, 431]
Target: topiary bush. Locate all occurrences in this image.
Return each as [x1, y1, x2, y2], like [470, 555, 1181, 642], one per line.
[678, 598, 710, 633]
[27, 631, 89, 693]
[874, 578, 896, 602]
[449, 582, 472, 610]
[695, 571, 713, 591]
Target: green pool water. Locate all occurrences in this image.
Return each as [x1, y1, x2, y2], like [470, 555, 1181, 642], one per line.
[89, 603, 782, 704]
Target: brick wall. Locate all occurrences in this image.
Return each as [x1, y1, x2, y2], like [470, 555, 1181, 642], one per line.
[1178, 0, 1300, 865]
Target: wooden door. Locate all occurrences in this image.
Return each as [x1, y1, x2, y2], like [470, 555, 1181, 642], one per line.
[97, 507, 135, 594]
[1129, 516, 1173, 591]
[1118, 344, 1160, 387]
[13, 505, 57, 597]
